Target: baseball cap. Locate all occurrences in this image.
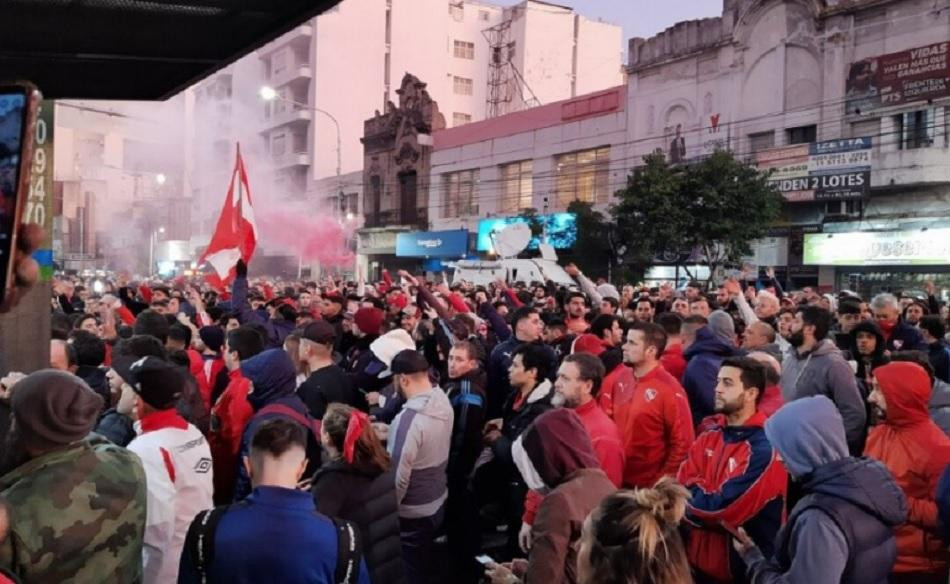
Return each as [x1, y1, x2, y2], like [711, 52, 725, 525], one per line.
[390, 349, 429, 375]
[128, 356, 184, 410]
[301, 320, 337, 345]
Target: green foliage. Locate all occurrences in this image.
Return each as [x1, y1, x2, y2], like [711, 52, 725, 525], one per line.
[611, 149, 783, 284]
[566, 199, 613, 280]
[518, 208, 545, 240]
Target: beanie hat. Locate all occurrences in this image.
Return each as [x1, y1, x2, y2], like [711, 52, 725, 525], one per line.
[129, 356, 184, 410]
[199, 326, 225, 353]
[11, 370, 104, 452]
[353, 307, 384, 337]
[707, 310, 736, 346]
[596, 283, 620, 301]
[572, 334, 606, 356]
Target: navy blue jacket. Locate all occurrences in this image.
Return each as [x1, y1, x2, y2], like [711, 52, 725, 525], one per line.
[682, 328, 739, 426]
[178, 486, 370, 584]
[486, 338, 556, 418]
[885, 320, 927, 352]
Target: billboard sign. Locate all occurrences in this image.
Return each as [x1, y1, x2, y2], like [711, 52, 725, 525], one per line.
[846, 42, 950, 112]
[396, 229, 469, 258]
[804, 228, 950, 265]
[756, 137, 872, 202]
[476, 213, 577, 252]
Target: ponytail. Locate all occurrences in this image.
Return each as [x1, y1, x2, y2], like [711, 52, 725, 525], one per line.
[322, 403, 390, 474]
[579, 477, 692, 584]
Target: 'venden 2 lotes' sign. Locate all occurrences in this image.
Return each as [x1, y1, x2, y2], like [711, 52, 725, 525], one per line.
[756, 137, 873, 202]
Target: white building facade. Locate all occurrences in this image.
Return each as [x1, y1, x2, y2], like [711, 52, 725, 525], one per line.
[422, 0, 950, 297]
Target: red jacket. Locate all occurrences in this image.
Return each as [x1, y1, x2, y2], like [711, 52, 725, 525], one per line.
[865, 362, 950, 574]
[758, 385, 784, 418]
[208, 369, 253, 503]
[597, 363, 632, 418]
[612, 363, 694, 488]
[677, 411, 787, 583]
[522, 399, 625, 524]
[660, 341, 687, 382]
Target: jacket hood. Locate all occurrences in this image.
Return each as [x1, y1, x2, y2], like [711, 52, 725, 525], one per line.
[369, 329, 416, 373]
[765, 395, 849, 478]
[707, 310, 736, 345]
[803, 457, 908, 528]
[850, 320, 887, 362]
[873, 361, 932, 428]
[242, 349, 297, 410]
[519, 408, 599, 487]
[403, 386, 453, 423]
[684, 327, 737, 360]
[793, 337, 840, 360]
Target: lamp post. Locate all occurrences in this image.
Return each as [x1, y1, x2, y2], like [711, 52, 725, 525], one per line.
[149, 226, 165, 276]
[260, 85, 344, 280]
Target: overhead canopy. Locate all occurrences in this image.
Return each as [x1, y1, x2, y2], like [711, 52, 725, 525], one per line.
[0, 0, 342, 100]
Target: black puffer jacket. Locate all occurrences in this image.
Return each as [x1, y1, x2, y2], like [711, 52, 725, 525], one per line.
[312, 461, 406, 584]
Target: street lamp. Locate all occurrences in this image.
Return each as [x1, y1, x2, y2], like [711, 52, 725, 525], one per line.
[155, 173, 167, 186]
[149, 226, 165, 276]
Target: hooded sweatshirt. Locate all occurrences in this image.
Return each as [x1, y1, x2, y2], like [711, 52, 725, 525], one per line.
[848, 320, 888, 383]
[741, 396, 908, 584]
[864, 362, 950, 574]
[780, 339, 867, 454]
[233, 349, 321, 501]
[387, 385, 454, 519]
[683, 324, 739, 425]
[512, 409, 616, 584]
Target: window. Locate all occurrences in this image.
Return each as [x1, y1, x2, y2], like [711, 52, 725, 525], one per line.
[786, 124, 817, 145]
[507, 41, 516, 61]
[453, 76, 473, 96]
[479, 9, 490, 21]
[271, 133, 286, 157]
[501, 160, 533, 213]
[554, 147, 610, 207]
[824, 200, 863, 217]
[454, 40, 475, 60]
[271, 49, 288, 77]
[748, 131, 775, 152]
[443, 169, 479, 218]
[385, 9, 391, 44]
[452, 112, 472, 126]
[894, 109, 934, 150]
[449, 2, 463, 21]
[343, 193, 359, 216]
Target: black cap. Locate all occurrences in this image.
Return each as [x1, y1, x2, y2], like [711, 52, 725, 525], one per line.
[128, 356, 184, 410]
[390, 349, 429, 375]
[301, 320, 337, 345]
[111, 355, 139, 387]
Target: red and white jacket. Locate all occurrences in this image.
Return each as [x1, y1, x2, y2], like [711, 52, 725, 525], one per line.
[127, 410, 214, 584]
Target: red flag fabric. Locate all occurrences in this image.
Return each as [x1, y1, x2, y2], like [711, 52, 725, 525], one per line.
[199, 144, 257, 291]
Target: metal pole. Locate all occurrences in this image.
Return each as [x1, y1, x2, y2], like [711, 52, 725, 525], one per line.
[148, 231, 154, 276]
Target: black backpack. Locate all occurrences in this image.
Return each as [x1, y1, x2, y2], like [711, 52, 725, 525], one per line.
[184, 503, 362, 584]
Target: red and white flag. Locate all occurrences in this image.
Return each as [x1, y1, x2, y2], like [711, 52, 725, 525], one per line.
[198, 144, 257, 291]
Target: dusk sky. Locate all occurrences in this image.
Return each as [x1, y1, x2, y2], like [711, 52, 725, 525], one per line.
[494, 0, 723, 42]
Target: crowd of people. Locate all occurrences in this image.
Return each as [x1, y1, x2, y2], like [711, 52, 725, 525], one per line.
[1, 256, 950, 584]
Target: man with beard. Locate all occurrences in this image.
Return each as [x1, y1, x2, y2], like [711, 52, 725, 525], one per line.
[780, 306, 867, 455]
[678, 357, 787, 584]
[564, 292, 590, 335]
[386, 350, 453, 584]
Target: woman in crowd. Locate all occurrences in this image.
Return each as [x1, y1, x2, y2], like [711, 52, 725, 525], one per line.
[312, 403, 406, 584]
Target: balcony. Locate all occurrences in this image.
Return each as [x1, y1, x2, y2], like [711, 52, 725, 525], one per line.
[269, 63, 312, 89]
[259, 24, 313, 55]
[272, 150, 311, 170]
[364, 207, 429, 229]
[872, 147, 950, 188]
[262, 106, 312, 131]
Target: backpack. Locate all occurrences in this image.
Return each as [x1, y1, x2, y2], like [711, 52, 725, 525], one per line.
[184, 502, 362, 584]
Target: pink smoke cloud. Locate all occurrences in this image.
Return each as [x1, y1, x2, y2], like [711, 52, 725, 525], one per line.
[255, 208, 355, 267]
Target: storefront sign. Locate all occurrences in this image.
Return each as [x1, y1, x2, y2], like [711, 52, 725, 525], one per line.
[804, 228, 950, 265]
[756, 137, 872, 202]
[476, 213, 577, 252]
[396, 229, 468, 257]
[846, 42, 950, 112]
[26, 100, 54, 279]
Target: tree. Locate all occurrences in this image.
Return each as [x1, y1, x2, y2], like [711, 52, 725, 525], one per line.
[565, 200, 614, 281]
[612, 150, 783, 287]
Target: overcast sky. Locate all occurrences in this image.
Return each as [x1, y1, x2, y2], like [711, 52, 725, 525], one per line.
[493, 0, 723, 42]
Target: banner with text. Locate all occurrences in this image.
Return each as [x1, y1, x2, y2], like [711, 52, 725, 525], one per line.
[846, 42, 950, 112]
[756, 137, 873, 203]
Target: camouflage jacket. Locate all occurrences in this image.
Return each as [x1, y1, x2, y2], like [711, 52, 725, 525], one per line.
[0, 434, 146, 584]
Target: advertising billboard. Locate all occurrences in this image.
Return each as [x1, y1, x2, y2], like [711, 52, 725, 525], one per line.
[395, 229, 469, 258]
[476, 213, 577, 252]
[846, 42, 950, 112]
[756, 137, 873, 202]
[804, 228, 950, 265]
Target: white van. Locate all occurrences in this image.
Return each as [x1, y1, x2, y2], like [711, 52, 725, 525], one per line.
[450, 258, 576, 288]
